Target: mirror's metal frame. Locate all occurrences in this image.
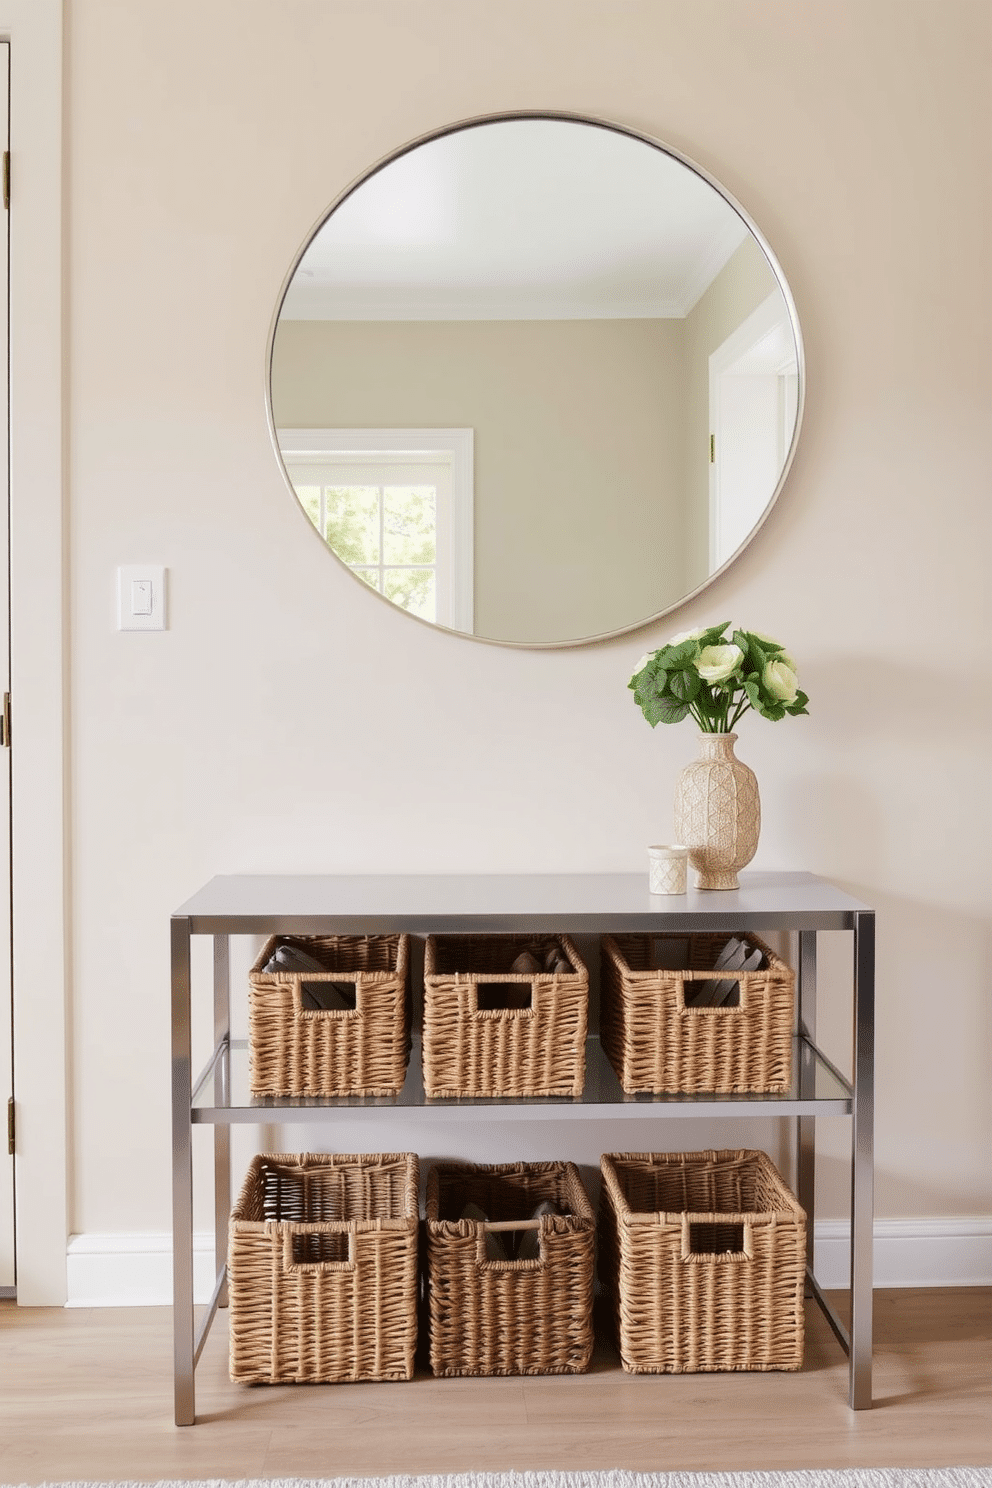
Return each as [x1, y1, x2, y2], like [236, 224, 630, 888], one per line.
[264, 109, 805, 649]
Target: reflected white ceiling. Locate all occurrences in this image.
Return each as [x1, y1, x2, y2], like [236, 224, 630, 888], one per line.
[280, 118, 751, 322]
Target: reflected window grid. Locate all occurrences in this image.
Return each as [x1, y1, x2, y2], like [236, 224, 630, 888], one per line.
[315, 480, 438, 623]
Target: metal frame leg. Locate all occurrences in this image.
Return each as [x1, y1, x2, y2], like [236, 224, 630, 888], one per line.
[796, 930, 817, 1292]
[171, 915, 195, 1426]
[850, 910, 875, 1409]
[213, 934, 231, 1310]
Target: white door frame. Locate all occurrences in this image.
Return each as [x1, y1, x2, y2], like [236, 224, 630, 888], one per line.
[708, 290, 800, 574]
[1, 0, 67, 1305]
[0, 37, 12, 1294]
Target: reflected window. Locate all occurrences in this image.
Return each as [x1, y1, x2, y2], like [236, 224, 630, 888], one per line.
[278, 429, 474, 630]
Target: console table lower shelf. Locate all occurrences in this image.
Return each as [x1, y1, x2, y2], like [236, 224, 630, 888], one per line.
[170, 871, 875, 1424]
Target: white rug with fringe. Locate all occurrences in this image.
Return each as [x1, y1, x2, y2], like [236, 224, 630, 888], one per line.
[4, 1470, 988, 1488]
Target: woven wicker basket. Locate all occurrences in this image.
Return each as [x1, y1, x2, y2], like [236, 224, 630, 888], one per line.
[228, 1152, 419, 1384]
[422, 933, 588, 1098]
[600, 931, 794, 1094]
[426, 1160, 595, 1377]
[599, 1149, 805, 1374]
[248, 934, 410, 1097]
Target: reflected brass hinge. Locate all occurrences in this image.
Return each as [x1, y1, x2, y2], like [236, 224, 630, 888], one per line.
[2, 152, 8, 211]
[6, 1099, 13, 1157]
[0, 693, 9, 749]
[709, 434, 716, 464]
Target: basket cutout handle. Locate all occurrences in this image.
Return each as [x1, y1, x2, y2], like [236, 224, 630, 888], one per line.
[678, 973, 746, 1014]
[292, 978, 361, 1019]
[474, 1217, 548, 1270]
[469, 980, 535, 1018]
[281, 1225, 356, 1273]
[680, 1215, 753, 1263]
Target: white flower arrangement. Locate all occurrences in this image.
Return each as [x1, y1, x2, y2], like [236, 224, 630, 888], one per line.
[629, 622, 809, 732]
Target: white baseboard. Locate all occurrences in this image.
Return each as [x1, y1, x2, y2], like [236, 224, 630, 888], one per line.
[813, 1217, 992, 1289]
[65, 1231, 218, 1307]
[63, 1218, 992, 1308]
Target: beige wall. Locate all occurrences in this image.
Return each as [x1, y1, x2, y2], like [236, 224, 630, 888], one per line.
[59, 0, 990, 1257]
[272, 317, 688, 642]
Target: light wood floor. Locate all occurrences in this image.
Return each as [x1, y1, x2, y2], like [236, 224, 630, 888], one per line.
[0, 1290, 989, 1483]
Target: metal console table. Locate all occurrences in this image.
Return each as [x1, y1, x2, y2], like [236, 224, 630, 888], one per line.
[171, 869, 874, 1425]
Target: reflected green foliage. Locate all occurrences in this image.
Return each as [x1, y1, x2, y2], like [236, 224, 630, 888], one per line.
[295, 479, 439, 623]
[385, 568, 435, 622]
[296, 484, 321, 527]
[323, 486, 380, 564]
[382, 486, 436, 566]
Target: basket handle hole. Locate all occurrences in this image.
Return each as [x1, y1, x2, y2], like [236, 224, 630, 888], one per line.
[291, 1231, 351, 1266]
[299, 980, 357, 1012]
[476, 982, 532, 1012]
[687, 1221, 746, 1256]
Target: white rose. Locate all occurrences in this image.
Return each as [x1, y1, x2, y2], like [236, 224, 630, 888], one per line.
[668, 627, 707, 646]
[629, 651, 654, 681]
[763, 658, 799, 703]
[695, 644, 743, 684]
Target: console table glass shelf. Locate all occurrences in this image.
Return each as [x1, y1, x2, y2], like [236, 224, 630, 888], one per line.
[191, 1034, 853, 1121]
[172, 870, 874, 1425]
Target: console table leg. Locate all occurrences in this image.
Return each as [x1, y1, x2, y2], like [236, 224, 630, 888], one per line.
[850, 910, 875, 1409]
[797, 930, 817, 1295]
[171, 915, 195, 1427]
[213, 934, 231, 1310]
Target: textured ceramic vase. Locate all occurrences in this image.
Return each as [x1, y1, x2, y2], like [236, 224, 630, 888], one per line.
[673, 732, 760, 890]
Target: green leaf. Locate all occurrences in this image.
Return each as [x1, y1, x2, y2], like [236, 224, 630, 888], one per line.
[741, 629, 784, 655]
[669, 667, 701, 702]
[744, 675, 763, 710]
[656, 695, 692, 724]
[629, 653, 664, 691]
[634, 670, 667, 710]
[662, 640, 698, 670]
[699, 621, 731, 645]
[640, 695, 667, 727]
[741, 633, 768, 675]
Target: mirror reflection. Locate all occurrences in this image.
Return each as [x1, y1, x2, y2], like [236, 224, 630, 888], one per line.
[269, 115, 802, 646]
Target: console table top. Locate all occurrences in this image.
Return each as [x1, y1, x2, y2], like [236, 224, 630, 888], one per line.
[172, 869, 872, 933]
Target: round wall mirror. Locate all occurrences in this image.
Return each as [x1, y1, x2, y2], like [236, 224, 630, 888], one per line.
[267, 112, 804, 647]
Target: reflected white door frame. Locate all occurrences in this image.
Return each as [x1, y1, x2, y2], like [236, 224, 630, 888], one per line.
[709, 290, 799, 573]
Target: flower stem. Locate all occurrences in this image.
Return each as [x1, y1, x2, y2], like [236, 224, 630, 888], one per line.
[728, 696, 751, 730]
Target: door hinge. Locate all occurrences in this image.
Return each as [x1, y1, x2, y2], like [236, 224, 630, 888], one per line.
[2, 152, 9, 211]
[709, 433, 716, 464]
[0, 693, 9, 749]
[6, 1099, 13, 1157]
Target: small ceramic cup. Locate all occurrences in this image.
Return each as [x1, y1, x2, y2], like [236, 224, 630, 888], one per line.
[648, 844, 689, 895]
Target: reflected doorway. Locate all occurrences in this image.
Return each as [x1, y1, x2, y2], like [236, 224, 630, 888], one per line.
[709, 291, 799, 572]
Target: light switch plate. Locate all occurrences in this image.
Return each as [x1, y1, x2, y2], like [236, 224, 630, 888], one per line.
[117, 565, 167, 630]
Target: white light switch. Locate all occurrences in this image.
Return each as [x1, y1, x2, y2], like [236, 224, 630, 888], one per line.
[118, 566, 167, 630]
[131, 579, 153, 616]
